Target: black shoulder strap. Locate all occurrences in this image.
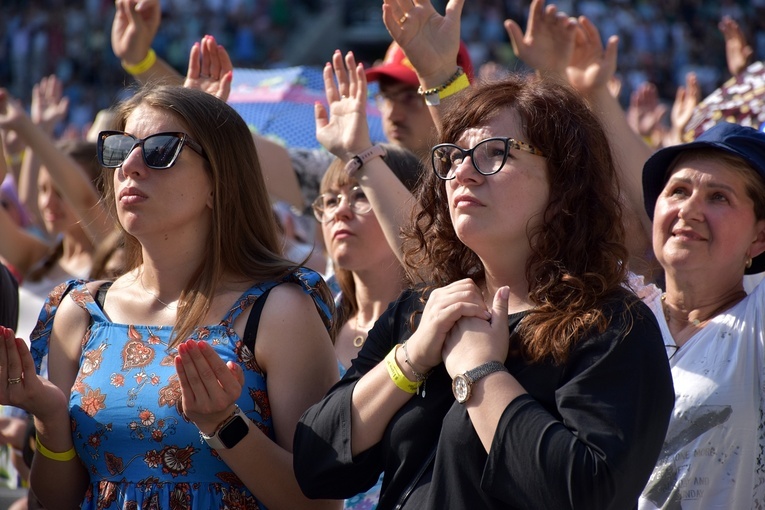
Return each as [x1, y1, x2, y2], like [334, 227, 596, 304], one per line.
[95, 281, 114, 309]
[242, 287, 273, 353]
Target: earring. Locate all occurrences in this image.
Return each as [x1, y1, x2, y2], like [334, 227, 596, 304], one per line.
[746, 257, 753, 269]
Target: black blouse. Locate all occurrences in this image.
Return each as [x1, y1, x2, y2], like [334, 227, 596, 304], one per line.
[294, 288, 674, 509]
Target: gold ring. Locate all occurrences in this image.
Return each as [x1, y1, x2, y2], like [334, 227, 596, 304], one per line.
[7, 377, 21, 385]
[399, 13, 408, 24]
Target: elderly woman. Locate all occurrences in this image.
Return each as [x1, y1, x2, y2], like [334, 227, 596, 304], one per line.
[637, 122, 765, 509]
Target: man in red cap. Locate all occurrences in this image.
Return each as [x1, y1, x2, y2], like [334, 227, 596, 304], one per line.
[366, 40, 474, 158]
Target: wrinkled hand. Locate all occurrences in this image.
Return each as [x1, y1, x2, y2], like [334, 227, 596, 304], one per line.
[315, 50, 372, 161]
[175, 340, 244, 435]
[0, 326, 69, 422]
[403, 279, 491, 373]
[184, 35, 233, 102]
[381, 0, 464, 83]
[504, 0, 577, 75]
[443, 286, 510, 377]
[31, 75, 69, 134]
[719, 15, 753, 77]
[626, 82, 667, 137]
[111, 0, 161, 64]
[566, 15, 618, 96]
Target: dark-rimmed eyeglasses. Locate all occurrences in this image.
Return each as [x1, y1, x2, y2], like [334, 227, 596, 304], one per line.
[431, 137, 545, 180]
[312, 186, 372, 222]
[97, 130, 207, 170]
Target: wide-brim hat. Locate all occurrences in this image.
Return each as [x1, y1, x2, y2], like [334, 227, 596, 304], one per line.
[365, 41, 474, 88]
[642, 122, 765, 274]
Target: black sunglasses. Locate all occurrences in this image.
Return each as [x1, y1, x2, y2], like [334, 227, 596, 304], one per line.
[97, 130, 207, 170]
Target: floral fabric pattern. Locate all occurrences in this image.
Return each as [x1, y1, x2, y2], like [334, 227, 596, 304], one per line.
[30, 268, 333, 509]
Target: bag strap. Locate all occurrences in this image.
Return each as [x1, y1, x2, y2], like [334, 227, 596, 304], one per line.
[242, 287, 273, 353]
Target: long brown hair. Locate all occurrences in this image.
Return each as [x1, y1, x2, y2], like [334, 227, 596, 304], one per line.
[320, 143, 422, 328]
[102, 85, 333, 345]
[403, 75, 630, 364]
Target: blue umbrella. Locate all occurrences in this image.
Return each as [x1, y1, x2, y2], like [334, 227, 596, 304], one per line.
[228, 66, 385, 149]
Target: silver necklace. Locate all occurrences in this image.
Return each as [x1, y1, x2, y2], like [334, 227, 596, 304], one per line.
[138, 276, 177, 309]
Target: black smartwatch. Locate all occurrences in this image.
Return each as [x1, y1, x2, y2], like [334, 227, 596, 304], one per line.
[200, 405, 250, 449]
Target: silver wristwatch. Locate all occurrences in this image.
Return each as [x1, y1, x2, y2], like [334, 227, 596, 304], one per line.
[452, 361, 508, 404]
[200, 405, 250, 449]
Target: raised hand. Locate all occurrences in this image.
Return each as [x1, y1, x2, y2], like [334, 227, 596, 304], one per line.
[184, 35, 233, 102]
[381, 0, 465, 85]
[504, 0, 578, 76]
[111, 0, 161, 65]
[31, 75, 69, 135]
[666, 72, 700, 147]
[719, 15, 753, 77]
[175, 340, 244, 435]
[566, 15, 618, 96]
[315, 50, 372, 161]
[626, 82, 667, 139]
[402, 279, 491, 374]
[0, 326, 69, 422]
[442, 286, 510, 378]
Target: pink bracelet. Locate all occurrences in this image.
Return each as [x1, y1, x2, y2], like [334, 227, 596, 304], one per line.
[344, 145, 386, 176]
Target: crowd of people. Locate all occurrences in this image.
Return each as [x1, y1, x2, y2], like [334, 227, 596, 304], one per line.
[2, 0, 765, 139]
[0, 0, 764, 509]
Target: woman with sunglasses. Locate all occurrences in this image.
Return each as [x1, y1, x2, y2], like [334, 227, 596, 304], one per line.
[293, 1, 674, 508]
[0, 85, 340, 510]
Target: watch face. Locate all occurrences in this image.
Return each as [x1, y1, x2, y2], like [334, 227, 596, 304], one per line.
[218, 415, 249, 449]
[452, 375, 470, 403]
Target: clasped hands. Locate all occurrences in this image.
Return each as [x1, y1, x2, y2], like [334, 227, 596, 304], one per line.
[403, 279, 512, 380]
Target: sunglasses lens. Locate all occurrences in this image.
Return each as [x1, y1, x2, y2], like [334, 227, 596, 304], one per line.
[101, 134, 136, 167]
[143, 135, 183, 169]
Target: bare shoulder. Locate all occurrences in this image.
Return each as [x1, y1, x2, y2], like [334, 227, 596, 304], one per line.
[254, 282, 333, 371]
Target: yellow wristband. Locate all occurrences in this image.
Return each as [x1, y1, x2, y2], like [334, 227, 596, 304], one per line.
[122, 49, 157, 76]
[35, 433, 77, 462]
[438, 73, 470, 101]
[385, 345, 421, 394]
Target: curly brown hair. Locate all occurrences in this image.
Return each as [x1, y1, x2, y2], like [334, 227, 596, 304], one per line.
[402, 74, 630, 364]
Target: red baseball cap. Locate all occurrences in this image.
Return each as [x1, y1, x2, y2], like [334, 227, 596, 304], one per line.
[365, 41, 474, 87]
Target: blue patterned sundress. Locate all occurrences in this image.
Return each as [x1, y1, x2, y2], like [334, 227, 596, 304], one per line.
[30, 268, 333, 509]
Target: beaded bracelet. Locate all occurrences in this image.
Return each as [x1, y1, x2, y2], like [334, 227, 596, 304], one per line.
[401, 341, 431, 382]
[417, 66, 464, 97]
[122, 49, 157, 76]
[385, 344, 421, 394]
[35, 433, 77, 462]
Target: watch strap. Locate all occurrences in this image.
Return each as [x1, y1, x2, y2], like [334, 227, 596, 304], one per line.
[200, 405, 248, 449]
[465, 360, 507, 384]
[344, 145, 386, 176]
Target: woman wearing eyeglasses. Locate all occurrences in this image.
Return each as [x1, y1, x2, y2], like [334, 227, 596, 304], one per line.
[293, 1, 674, 509]
[313, 146, 420, 371]
[0, 85, 341, 510]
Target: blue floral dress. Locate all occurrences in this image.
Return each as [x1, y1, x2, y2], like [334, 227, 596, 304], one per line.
[30, 269, 333, 510]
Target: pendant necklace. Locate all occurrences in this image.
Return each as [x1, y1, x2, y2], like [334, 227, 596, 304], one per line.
[352, 315, 375, 348]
